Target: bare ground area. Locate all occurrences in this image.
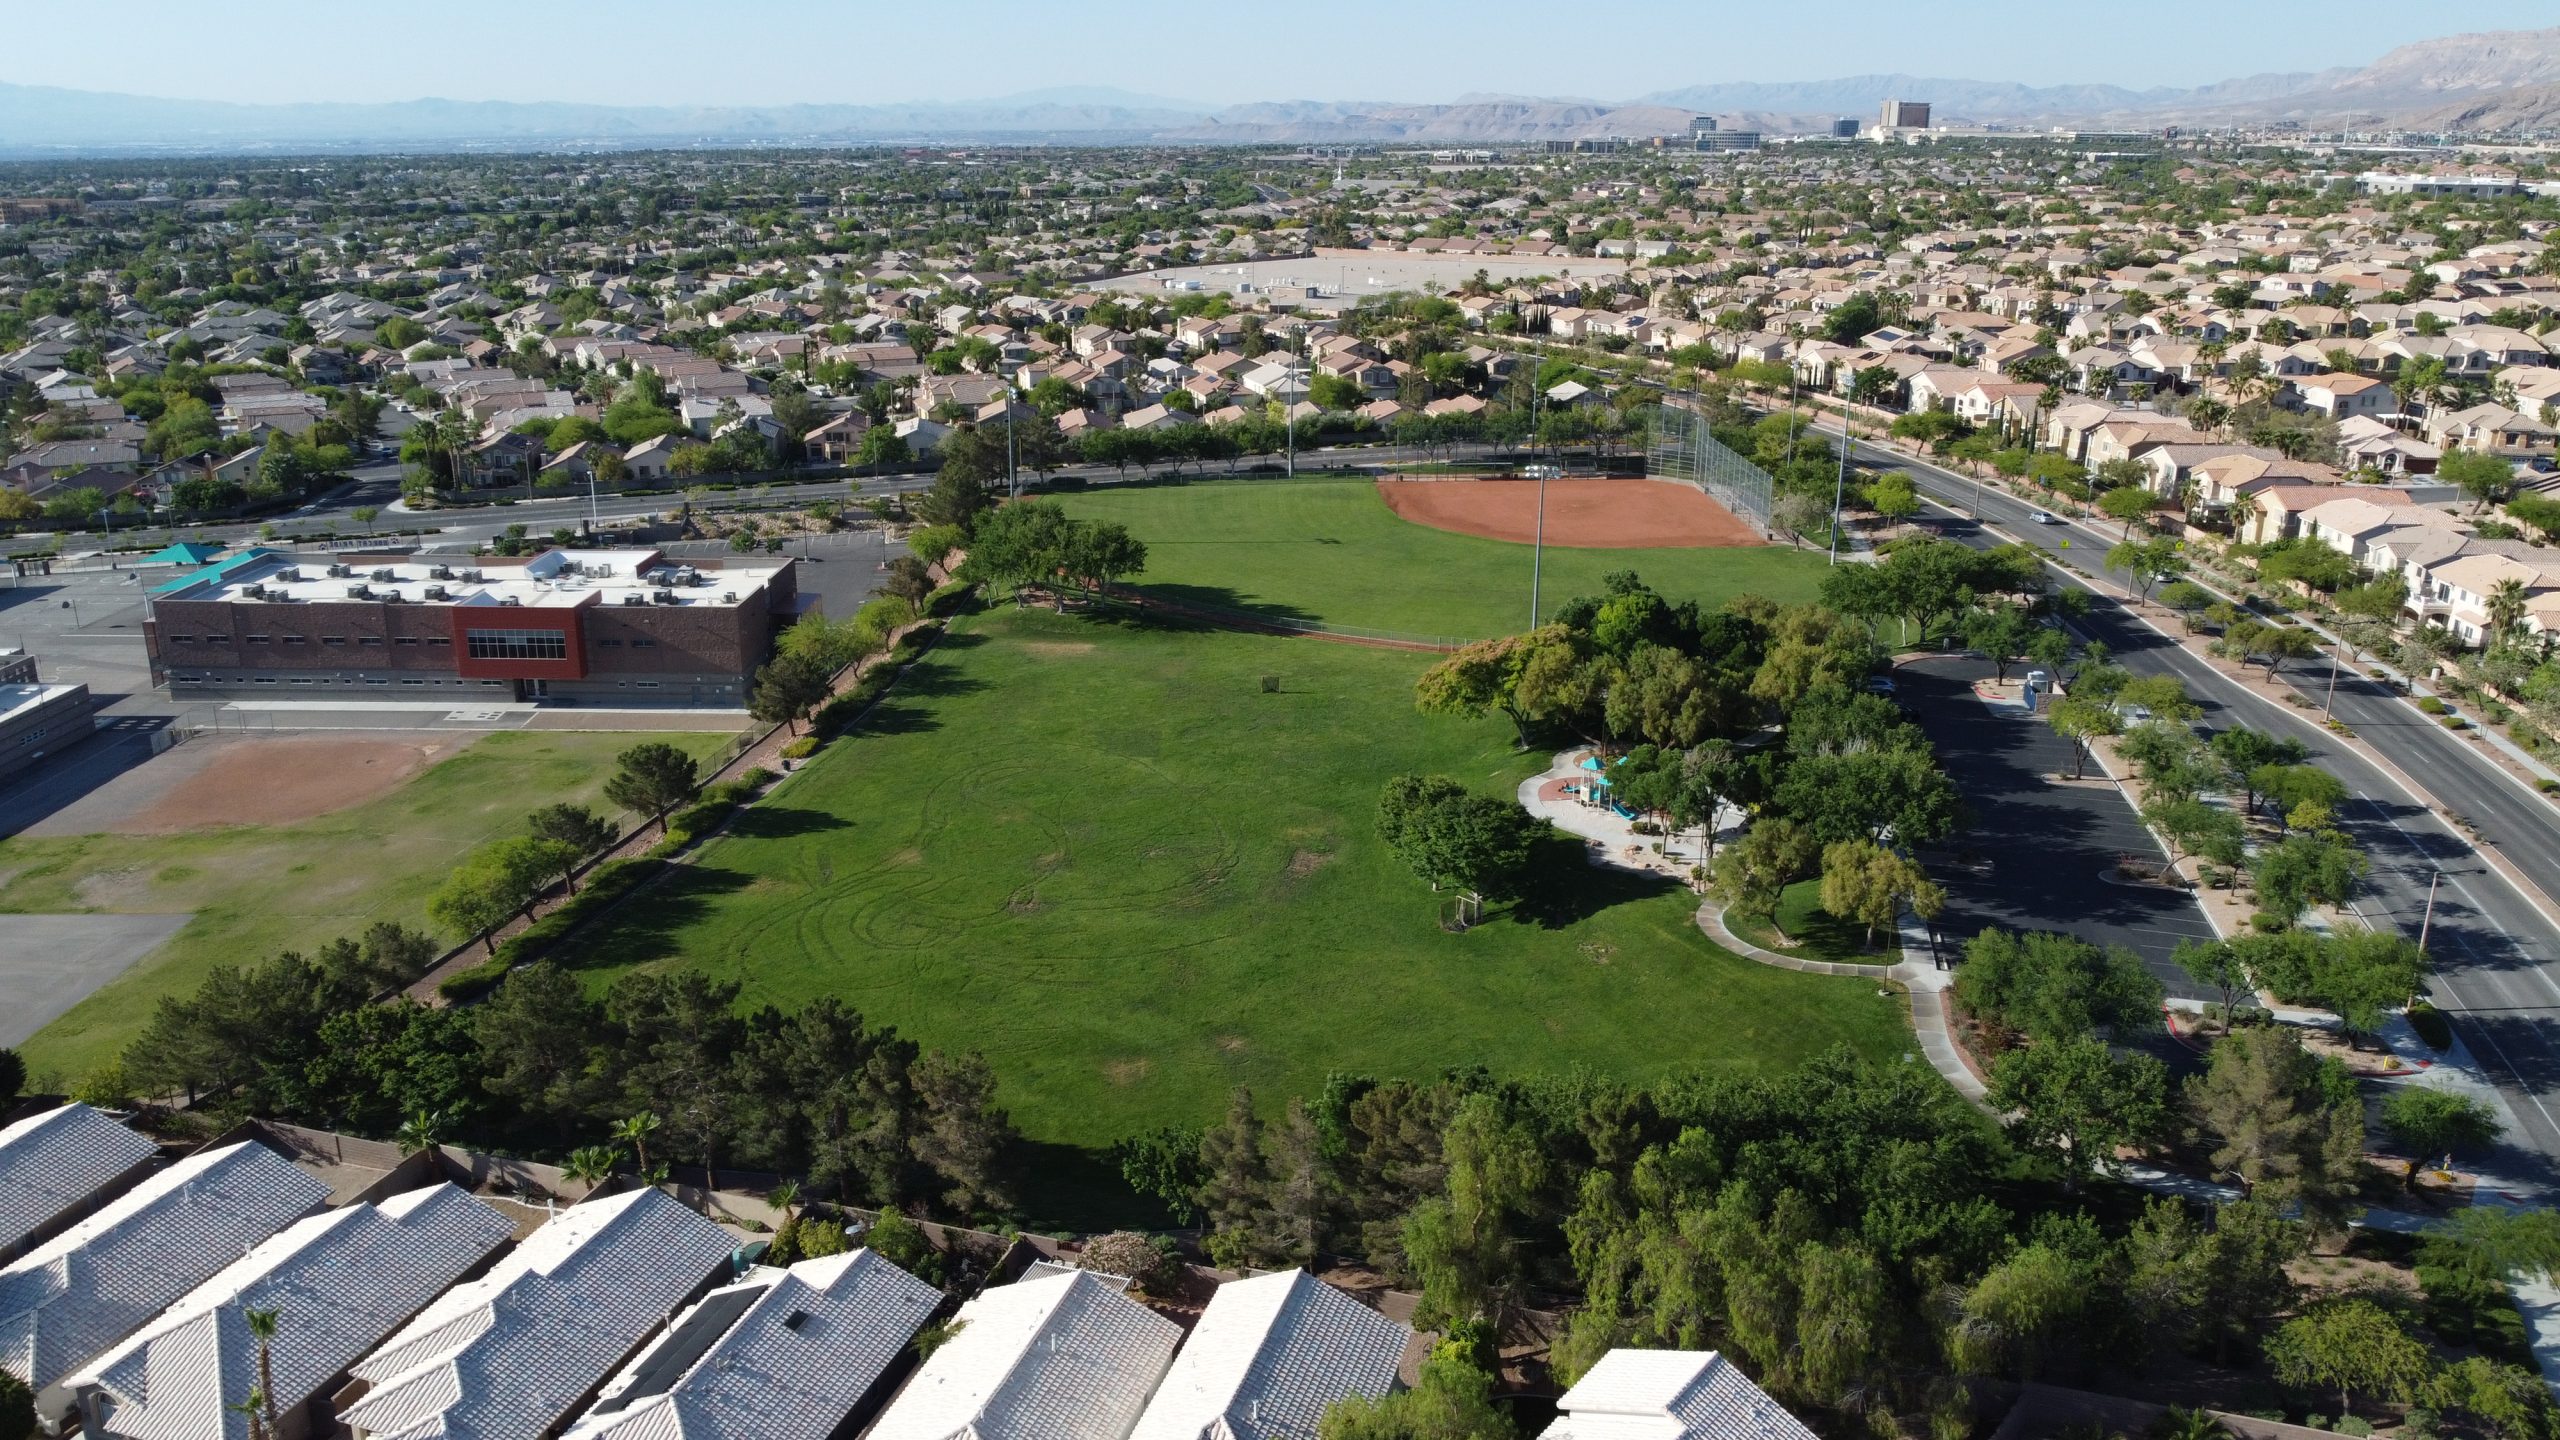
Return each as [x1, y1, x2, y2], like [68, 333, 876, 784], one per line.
[26, 733, 473, 837]
[1374, 478, 1763, 549]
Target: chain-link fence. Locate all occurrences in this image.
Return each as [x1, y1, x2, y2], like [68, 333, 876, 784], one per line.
[1645, 402, 1775, 539]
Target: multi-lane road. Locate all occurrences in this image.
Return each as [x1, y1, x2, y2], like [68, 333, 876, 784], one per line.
[1831, 424, 2560, 1193]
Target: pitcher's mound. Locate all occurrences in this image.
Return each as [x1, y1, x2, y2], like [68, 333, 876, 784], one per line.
[1377, 478, 1761, 548]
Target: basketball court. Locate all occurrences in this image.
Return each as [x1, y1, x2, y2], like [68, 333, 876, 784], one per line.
[1375, 478, 1763, 549]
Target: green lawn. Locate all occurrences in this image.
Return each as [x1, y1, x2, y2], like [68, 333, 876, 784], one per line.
[1726, 879, 1895, 965]
[1049, 477, 1827, 640]
[558, 605, 1910, 1225]
[2, 729, 734, 1083]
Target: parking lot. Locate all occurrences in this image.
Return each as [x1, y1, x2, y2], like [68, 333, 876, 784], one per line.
[1893, 653, 2218, 1003]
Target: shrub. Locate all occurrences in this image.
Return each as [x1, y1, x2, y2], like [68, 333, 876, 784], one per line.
[2406, 1000, 2453, 1052]
[2416, 696, 2450, 715]
[2538, 779, 2560, 796]
[780, 735, 821, 759]
[437, 954, 514, 1002]
[864, 1208, 945, 1285]
[2250, 911, 2292, 933]
[2440, 715, 2466, 730]
[1076, 1231, 1179, 1294]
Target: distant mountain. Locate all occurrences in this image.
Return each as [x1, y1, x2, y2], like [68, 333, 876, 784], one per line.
[5, 27, 2560, 155]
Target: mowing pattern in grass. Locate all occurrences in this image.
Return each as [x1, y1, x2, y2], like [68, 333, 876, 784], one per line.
[2, 729, 733, 1082]
[1048, 478, 1828, 639]
[561, 608, 1908, 1163]
[1724, 879, 1897, 966]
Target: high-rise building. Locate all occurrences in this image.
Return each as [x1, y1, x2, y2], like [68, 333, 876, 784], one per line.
[1694, 131, 1761, 152]
[1832, 117, 1861, 139]
[1690, 115, 1718, 135]
[1880, 99, 1932, 131]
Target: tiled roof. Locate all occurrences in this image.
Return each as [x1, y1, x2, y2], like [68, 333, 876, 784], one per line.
[342, 1187, 734, 1440]
[868, 1269, 1180, 1440]
[0, 1105, 156, 1258]
[1129, 1270, 1410, 1440]
[0, 1142, 330, 1392]
[1541, 1349, 1819, 1440]
[67, 1184, 513, 1440]
[564, 1250, 941, 1440]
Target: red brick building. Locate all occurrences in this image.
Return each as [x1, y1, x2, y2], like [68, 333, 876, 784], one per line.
[144, 547, 801, 706]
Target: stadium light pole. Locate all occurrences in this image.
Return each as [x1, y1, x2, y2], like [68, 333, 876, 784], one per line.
[1828, 404, 1852, 566]
[1530, 464, 1548, 630]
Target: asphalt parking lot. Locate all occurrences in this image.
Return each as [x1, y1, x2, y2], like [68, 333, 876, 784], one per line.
[1893, 653, 2218, 1003]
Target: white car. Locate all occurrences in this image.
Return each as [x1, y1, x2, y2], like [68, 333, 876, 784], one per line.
[2029, 509, 2060, 525]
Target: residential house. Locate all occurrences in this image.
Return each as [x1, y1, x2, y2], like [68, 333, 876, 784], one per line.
[0, 1105, 156, 1265]
[456, 432, 545, 489]
[560, 1250, 941, 1440]
[2286, 372, 2394, 421]
[338, 1187, 734, 1440]
[867, 1269, 1180, 1440]
[0, 1141, 330, 1424]
[66, 1185, 513, 1440]
[1128, 1269, 1413, 1440]
[622, 434, 681, 480]
[1540, 1349, 1818, 1440]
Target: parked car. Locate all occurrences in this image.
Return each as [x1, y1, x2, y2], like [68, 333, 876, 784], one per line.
[1863, 674, 1898, 696]
[2029, 509, 2060, 525]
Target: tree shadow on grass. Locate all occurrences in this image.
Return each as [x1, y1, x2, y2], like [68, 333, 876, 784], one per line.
[558, 861, 756, 969]
[1113, 584, 1323, 630]
[889, 655, 986, 701]
[723, 805, 849, 841]
[846, 699, 941, 737]
[1501, 832, 1679, 930]
[1006, 1137, 1168, 1234]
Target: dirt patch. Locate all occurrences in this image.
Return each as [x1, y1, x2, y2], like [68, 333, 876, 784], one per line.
[1376, 478, 1763, 549]
[1286, 848, 1333, 878]
[89, 734, 469, 835]
[1103, 1057, 1153, 1087]
[1019, 641, 1097, 657]
[1216, 1034, 1250, 1054]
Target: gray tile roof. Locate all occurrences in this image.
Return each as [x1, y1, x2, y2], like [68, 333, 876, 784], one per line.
[563, 1249, 941, 1440]
[341, 1187, 734, 1440]
[1541, 1349, 1819, 1440]
[0, 1105, 157, 1259]
[0, 1142, 330, 1394]
[66, 1184, 513, 1440]
[1130, 1270, 1411, 1440]
[868, 1269, 1180, 1440]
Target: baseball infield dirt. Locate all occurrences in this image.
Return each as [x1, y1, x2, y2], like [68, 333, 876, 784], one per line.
[1376, 478, 1762, 549]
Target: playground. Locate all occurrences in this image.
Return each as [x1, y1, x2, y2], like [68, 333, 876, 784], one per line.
[1374, 477, 1764, 549]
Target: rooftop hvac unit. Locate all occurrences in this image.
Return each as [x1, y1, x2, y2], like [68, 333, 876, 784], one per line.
[459, 569, 485, 583]
[722, 592, 737, 603]
[346, 584, 372, 599]
[428, 565, 454, 580]
[240, 584, 266, 600]
[675, 567, 701, 584]
[652, 589, 678, 605]
[370, 568, 396, 582]
[326, 563, 353, 578]
[422, 585, 449, 601]
[497, 596, 523, 607]
[621, 593, 648, 606]
[380, 590, 404, 604]
[278, 567, 305, 582]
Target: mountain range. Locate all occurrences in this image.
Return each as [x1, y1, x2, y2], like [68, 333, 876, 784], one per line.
[3, 27, 2558, 156]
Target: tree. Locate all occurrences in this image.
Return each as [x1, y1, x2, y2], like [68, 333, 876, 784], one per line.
[2265, 1299, 2432, 1421]
[1963, 603, 2041, 683]
[749, 651, 833, 734]
[2107, 537, 2185, 602]
[0, 1367, 32, 1440]
[1949, 1242, 2099, 1380]
[1711, 819, 1819, 930]
[1989, 1036, 2167, 1183]
[1374, 775, 1541, 905]
[2211, 728, 2309, 813]
[1867, 472, 1919, 531]
[1403, 1094, 1545, 1329]
[2047, 696, 2120, 780]
[1414, 626, 1569, 748]
[603, 742, 700, 832]
[1817, 839, 1945, 949]
[2174, 939, 2251, 1021]
[916, 467, 990, 530]
[2187, 1026, 2365, 1238]
[1317, 1349, 1513, 1440]
[1957, 929, 2163, 1043]
[562, 1145, 621, 1189]
[2145, 795, 2245, 873]
[910, 1049, 1016, 1216]
[2382, 1087, 2501, 1188]
[2443, 447, 2519, 514]
[2251, 830, 2369, 925]
[614, 1111, 663, 1176]
[525, 805, 615, 888]
[427, 839, 563, 952]
[241, 1306, 281, 1440]
[2158, 580, 2213, 631]
[2098, 483, 2154, 537]
[1776, 746, 1962, 847]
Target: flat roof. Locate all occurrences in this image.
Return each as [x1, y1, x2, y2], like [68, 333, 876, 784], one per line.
[0, 683, 85, 722]
[156, 548, 786, 613]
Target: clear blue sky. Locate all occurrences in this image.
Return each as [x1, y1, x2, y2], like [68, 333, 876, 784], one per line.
[9, 0, 2555, 107]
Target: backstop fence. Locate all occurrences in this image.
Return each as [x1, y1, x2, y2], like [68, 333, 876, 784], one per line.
[1645, 402, 1776, 539]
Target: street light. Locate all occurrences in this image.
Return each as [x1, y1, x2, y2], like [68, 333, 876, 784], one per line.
[2418, 868, 2444, 956]
[1526, 463, 1560, 627]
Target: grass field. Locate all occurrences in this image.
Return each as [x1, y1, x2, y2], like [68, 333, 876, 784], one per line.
[1049, 478, 1827, 639]
[559, 605, 1910, 1224]
[1, 729, 733, 1082]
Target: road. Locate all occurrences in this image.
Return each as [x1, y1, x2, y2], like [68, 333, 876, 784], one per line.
[1834, 424, 2560, 1193]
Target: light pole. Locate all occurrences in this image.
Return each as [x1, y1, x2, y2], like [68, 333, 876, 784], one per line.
[1527, 463, 1556, 628]
[2418, 868, 2443, 956]
[2322, 634, 2344, 720]
[1828, 404, 1853, 567]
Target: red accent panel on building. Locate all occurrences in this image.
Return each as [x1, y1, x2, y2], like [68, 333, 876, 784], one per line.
[448, 603, 589, 680]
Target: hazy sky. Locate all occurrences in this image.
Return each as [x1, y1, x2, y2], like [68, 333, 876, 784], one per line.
[9, 1, 2554, 107]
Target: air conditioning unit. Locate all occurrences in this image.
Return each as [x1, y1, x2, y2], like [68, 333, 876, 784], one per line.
[497, 596, 523, 607]
[652, 589, 678, 605]
[346, 584, 372, 599]
[380, 591, 405, 604]
[422, 585, 449, 601]
[278, 567, 305, 581]
[371, 568, 396, 582]
[621, 593, 648, 606]
[428, 565, 454, 580]
[326, 563, 353, 578]
[459, 569, 485, 583]
[241, 583, 267, 600]
[676, 567, 701, 585]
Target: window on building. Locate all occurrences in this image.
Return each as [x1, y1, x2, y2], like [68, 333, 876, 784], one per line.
[166, 635, 195, 645]
[321, 636, 347, 647]
[427, 637, 453, 648]
[464, 629, 569, 661]
[281, 636, 308, 646]
[630, 638, 657, 649]
[359, 637, 383, 646]
[395, 637, 421, 646]
[245, 635, 271, 645]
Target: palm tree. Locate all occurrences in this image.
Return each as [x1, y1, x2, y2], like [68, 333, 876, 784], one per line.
[240, 1307, 280, 1440]
[613, 1113, 661, 1176]
[563, 1145, 621, 1192]
[394, 1109, 447, 1157]
[766, 1179, 803, 1228]
[2488, 576, 2530, 639]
